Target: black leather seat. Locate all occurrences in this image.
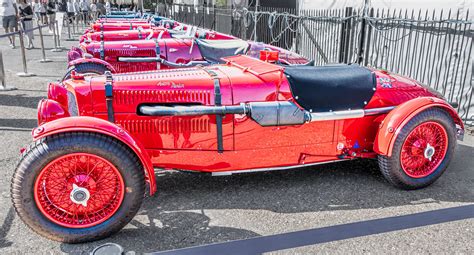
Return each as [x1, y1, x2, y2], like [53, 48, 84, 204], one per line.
[196, 39, 249, 64]
[284, 65, 376, 112]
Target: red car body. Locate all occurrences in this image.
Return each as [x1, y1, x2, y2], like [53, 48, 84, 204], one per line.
[14, 55, 464, 243]
[40, 55, 464, 181]
[80, 28, 236, 43]
[90, 22, 154, 31]
[68, 38, 310, 73]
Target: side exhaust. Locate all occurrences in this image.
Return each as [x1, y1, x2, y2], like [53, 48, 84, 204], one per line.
[139, 102, 395, 127]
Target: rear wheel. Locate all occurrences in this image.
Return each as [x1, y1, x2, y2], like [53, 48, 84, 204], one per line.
[62, 63, 110, 81]
[378, 108, 456, 189]
[11, 132, 145, 243]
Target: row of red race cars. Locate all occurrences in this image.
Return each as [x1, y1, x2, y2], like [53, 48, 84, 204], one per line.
[11, 14, 465, 243]
[66, 16, 308, 76]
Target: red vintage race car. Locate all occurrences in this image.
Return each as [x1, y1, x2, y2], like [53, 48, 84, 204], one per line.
[80, 27, 236, 43]
[66, 38, 310, 76]
[11, 55, 464, 243]
[87, 17, 178, 32]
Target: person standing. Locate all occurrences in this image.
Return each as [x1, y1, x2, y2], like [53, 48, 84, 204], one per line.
[89, 0, 96, 21]
[57, 0, 66, 13]
[73, 0, 79, 25]
[46, 0, 56, 33]
[66, 0, 74, 23]
[32, 0, 41, 25]
[0, 0, 18, 48]
[39, 0, 47, 26]
[18, 0, 34, 49]
[96, 0, 105, 17]
[79, 0, 88, 24]
[104, 0, 110, 14]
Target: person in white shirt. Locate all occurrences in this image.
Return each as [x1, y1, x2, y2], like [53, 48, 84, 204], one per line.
[105, 0, 110, 14]
[39, 0, 47, 25]
[73, 0, 80, 25]
[32, 0, 42, 24]
[0, 0, 18, 48]
[90, 0, 97, 21]
[79, 0, 88, 24]
[66, 0, 74, 23]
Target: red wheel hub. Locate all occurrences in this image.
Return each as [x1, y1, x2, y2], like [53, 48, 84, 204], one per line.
[400, 122, 448, 178]
[34, 153, 124, 228]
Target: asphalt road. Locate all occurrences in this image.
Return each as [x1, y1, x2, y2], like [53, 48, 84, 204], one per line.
[0, 27, 473, 255]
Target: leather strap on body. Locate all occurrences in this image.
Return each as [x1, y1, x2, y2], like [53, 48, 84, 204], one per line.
[104, 71, 115, 122]
[203, 68, 224, 153]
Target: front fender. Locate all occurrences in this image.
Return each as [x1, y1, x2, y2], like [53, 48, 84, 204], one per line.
[32, 116, 156, 195]
[68, 57, 116, 73]
[374, 97, 464, 157]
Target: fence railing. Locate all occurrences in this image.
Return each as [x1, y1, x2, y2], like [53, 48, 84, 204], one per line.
[0, 13, 90, 90]
[157, 4, 473, 126]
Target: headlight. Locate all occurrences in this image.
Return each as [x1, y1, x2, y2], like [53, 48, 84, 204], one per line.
[37, 99, 70, 125]
[47, 82, 68, 106]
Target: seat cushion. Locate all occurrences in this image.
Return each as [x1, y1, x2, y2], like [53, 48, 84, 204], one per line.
[284, 65, 376, 112]
[196, 39, 249, 64]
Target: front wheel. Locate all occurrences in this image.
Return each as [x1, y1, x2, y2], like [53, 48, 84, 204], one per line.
[11, 132, 145, 243]
[378, 108, 457, 190]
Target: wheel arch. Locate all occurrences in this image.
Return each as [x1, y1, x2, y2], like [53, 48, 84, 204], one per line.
[374, 97, 464, 157]
[68, 57, 116, 73]
[32, 116, 156, 195]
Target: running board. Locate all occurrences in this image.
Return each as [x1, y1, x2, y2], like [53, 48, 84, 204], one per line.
[211, 159, 350, 176]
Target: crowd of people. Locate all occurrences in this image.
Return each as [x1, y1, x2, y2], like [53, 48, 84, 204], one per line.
[0, 0, 115, 49]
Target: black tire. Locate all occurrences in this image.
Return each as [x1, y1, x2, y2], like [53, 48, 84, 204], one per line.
[11, 132, 145, 243]
[378, 108, 457, 190]
[62, 62, 110, 81]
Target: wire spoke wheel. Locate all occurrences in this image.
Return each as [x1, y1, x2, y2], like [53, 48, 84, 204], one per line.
[400, 121, 448, 178]
[34, 153, 125, 228]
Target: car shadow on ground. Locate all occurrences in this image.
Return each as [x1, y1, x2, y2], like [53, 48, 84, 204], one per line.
[59, 143, 474, 254]
[0, 118, 37, 130]
[0, 94, 44, 109]
[0, 207, 15, 249]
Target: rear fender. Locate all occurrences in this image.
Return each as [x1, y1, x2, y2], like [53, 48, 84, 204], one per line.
[32, 116, 156, 195]
[68, 57, 116, 73]
[374, 97, 464, 157]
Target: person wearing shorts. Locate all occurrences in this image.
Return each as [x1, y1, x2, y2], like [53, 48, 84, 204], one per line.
[66, 0, 74, 23]
[18, 0, 35, 49]
[79, 0, 88, 25]
[46, 0, 56, 33]
[33, 0, 42, 24]
[40, 0, 48, 26]
[0, 0, 18, 48]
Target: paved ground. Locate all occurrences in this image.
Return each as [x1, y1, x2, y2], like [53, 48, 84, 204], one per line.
[0, 27, 473, 255]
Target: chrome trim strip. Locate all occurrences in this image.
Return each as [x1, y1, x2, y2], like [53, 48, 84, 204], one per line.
[364, 106, 396, 116]
[211, 159, 350, 176]
[308, 106, 395, 122]
[309, 110, 364, 121]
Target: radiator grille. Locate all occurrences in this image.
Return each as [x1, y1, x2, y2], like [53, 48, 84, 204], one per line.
[112, 62, 157, 73]
[117, 118, 211, 134]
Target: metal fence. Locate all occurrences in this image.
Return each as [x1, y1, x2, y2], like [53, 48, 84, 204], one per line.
[157, 4, 473, 126]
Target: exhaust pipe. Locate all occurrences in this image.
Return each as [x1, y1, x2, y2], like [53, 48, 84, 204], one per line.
[139, 102, 395, 127]
[140, 104, 248, 116]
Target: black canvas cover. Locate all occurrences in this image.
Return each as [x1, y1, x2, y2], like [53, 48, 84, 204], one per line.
[196, 39, 249, 64]
[284, 65, 376, 112]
